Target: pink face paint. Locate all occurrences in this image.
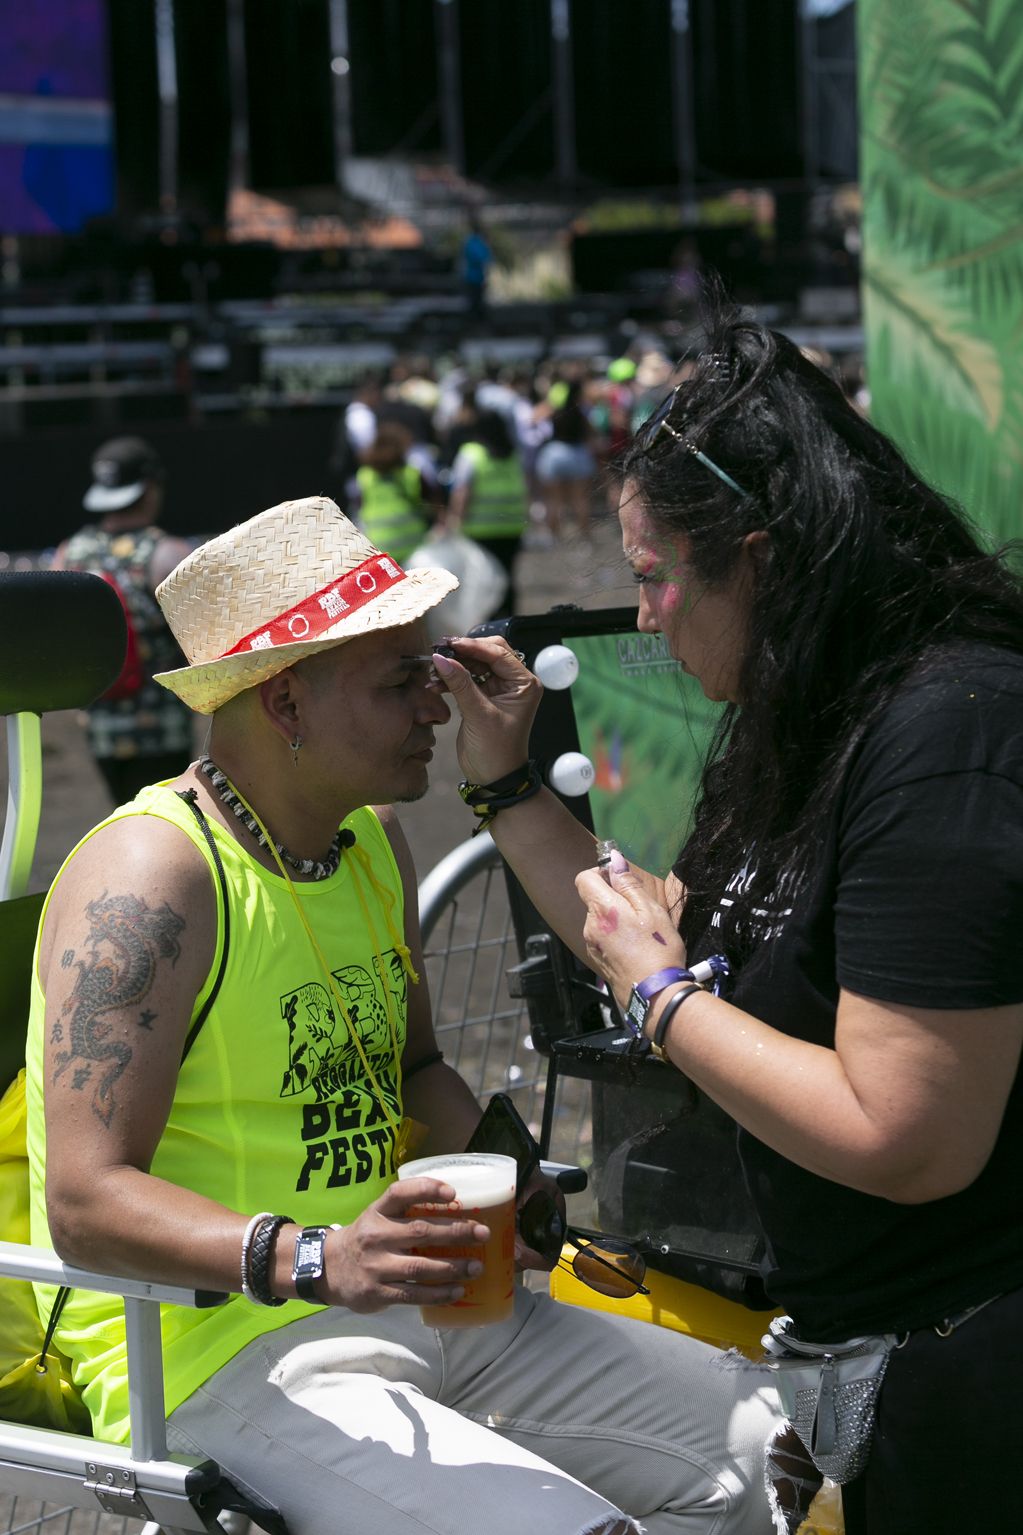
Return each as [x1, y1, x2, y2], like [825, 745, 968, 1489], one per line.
[657, 581, 695, 620]
[597, 910, 618, 935]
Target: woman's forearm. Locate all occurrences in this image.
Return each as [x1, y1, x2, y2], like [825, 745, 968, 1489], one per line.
[489, 788, 600, 962]
[651, 988, 894, 1189]
[647, 983, 1019, 1203]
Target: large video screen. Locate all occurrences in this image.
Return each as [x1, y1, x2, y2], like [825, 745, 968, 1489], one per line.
[0, 0, 114, 235]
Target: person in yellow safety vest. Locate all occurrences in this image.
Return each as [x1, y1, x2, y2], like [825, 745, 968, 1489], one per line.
[447, 410, 528, 616]
[354, 424, 437, 564]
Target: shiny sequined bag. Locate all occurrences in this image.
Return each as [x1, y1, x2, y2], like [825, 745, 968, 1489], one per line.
[762, 1315, 897, 1483]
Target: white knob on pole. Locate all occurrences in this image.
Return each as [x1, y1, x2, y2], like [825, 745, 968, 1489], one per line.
[547, 751, 595, 797]
[533, 644, 579, 690]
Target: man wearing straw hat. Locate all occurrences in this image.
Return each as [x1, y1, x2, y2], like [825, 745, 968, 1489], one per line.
[26, 497, 781, 1535]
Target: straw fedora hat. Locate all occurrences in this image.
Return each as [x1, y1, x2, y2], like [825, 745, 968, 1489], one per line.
[153, 496, 457, 714]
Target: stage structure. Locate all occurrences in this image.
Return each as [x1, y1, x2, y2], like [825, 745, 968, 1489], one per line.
[859, 0, 1023, 550]
[341, 0, 855, 200]
[99, 0, 857, 229]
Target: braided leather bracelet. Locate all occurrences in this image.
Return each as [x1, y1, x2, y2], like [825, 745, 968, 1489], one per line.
[458, 760, 542, 835]
[247, 1213, 294, 1306]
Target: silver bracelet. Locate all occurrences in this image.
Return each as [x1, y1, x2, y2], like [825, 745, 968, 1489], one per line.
[241, 1210, 275, 1303]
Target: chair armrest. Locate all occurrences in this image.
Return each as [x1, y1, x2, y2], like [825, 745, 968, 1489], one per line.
[540, 1159, 588, 1195]
[0, 1238, 229, 1461]
[0, 1239, 228, 1308]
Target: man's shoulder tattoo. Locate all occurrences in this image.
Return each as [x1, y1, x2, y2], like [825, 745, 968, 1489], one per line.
[50, 891, 186, 1127]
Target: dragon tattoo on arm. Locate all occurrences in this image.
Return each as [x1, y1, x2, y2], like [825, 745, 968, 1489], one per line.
[50, 891, 186, 1127]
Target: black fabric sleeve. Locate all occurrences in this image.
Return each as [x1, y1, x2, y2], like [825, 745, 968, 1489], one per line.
[835, 767, 1023, 1007]
[834, 650, 1023, 1008]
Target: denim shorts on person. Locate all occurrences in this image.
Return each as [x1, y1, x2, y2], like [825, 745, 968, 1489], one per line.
[536, 441, 597, 482]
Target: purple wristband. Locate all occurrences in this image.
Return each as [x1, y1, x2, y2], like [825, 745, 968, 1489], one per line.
[635, 966, 695, 1002]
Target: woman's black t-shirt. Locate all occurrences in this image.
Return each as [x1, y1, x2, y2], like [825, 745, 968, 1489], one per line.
[688, 643, 1023, 1339]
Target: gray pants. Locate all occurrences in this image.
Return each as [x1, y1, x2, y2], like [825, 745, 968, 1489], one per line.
[168, 1288, 781, 1535]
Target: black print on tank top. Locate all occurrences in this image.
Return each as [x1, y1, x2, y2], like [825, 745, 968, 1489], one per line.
[278, 948, 406, 1193]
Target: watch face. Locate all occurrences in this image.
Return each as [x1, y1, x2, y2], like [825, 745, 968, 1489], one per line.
[295, 1231, 326, 1274]
[625, 988, 648, 1036]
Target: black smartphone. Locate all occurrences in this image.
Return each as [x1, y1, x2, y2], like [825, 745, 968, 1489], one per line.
[465, 1093, 541, 1197]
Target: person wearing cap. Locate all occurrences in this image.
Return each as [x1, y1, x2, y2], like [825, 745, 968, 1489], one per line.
[53, 436, 195, 803]
[26, 496, 783, 1535]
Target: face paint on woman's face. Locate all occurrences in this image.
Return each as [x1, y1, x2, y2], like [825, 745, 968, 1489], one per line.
[619, 483, 756, 705]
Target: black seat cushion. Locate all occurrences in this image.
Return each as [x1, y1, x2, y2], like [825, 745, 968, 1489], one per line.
[0, 892, 45, 1094]
[0, 571, 126, 716]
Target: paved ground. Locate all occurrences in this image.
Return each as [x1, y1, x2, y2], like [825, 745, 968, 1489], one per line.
[5, 518, 633, 897]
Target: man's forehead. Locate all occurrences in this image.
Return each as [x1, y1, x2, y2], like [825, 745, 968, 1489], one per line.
[341, 621, 428, 671]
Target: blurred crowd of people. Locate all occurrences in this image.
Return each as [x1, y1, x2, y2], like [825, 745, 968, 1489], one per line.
[329, 343, 868, 618]
[12, 335, 864, 808]
[327, 345, 697, 606]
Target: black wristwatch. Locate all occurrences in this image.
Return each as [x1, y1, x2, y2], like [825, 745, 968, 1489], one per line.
[292, 1226, 330, 1302]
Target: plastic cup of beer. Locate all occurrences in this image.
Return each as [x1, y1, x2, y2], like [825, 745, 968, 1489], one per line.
[398, 1152, 516, 1328]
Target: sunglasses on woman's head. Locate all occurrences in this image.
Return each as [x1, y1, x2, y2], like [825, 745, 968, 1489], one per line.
[636, 386, 748, 498]
[518, 1190, 649, 1299]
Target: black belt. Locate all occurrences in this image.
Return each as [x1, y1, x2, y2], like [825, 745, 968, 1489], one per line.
[896, 1291, 1003, 1348]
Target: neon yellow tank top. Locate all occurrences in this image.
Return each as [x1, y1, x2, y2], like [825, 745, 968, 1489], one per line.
[26, 784, 409, 1443]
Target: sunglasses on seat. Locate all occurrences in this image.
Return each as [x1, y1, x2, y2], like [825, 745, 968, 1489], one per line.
[518, 1190, 649, 1299]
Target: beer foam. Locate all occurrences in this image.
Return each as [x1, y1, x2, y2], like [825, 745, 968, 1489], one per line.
[402, 1156, 514, 1206]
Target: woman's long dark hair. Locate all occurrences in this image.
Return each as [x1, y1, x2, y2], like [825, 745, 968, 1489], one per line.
[623, 307, 1023, 953]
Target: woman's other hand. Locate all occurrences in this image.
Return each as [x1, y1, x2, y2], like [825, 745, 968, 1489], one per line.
[432, 638, 542, 784]
[514, 1167, 566, 1273]
[575, 850, 686, 1008]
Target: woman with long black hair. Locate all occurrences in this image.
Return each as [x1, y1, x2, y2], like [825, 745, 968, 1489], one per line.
[432, 308, 1023, 1535]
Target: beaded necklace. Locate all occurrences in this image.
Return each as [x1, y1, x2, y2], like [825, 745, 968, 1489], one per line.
[198, 755, 354, 879]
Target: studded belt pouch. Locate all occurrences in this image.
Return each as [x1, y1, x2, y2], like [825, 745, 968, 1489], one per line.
[761, 1315, 897, 1483]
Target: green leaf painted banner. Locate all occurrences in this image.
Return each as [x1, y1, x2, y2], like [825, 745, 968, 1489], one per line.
[566, 631, 722, 876]
[859, 0, 1023, 550]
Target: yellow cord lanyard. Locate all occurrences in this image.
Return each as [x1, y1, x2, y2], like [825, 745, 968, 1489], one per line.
[216, 774, 426, 1166]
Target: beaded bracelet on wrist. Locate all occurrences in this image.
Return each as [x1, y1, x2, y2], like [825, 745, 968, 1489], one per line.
[247, 1213, 293, 1307]
[458, 760, 542, 835]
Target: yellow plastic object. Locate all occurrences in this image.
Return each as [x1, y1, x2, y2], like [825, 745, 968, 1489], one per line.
[550, 1257, 780, 1357]
[0, 1069, 90, 1432]
[801, 1481, 845, 1535]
